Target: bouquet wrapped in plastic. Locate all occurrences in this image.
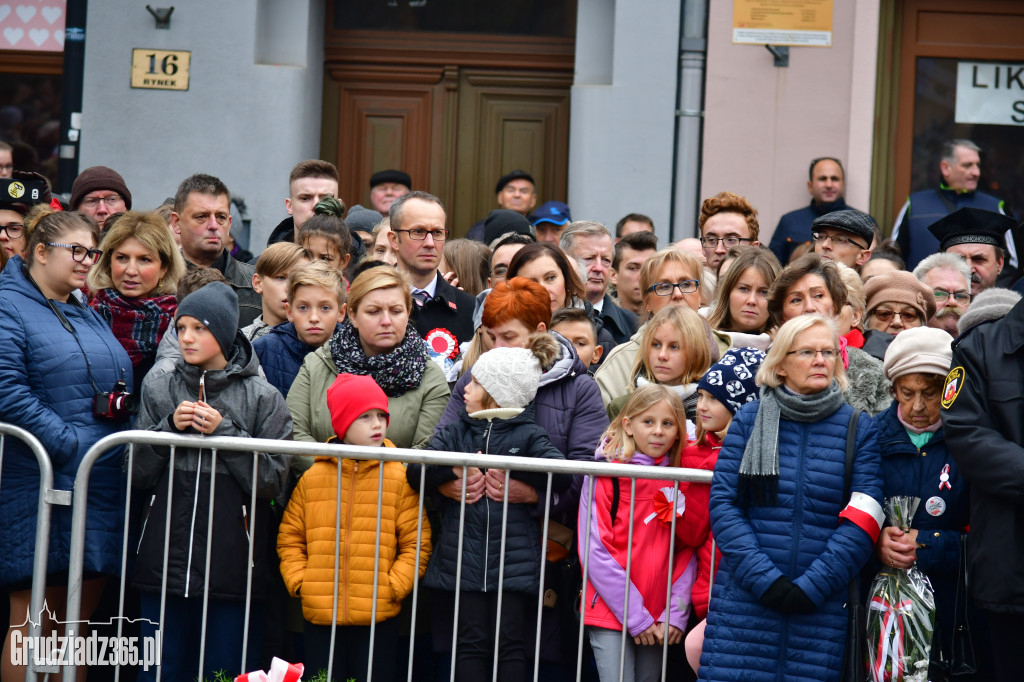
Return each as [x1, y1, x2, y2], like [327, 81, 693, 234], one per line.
[866, 496, 936, 682]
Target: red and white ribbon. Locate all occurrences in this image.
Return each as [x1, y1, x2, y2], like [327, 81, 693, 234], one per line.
[236, 658, 304, 682]
[839, 491, 885, 542]
[938, 464, 951, 491]
[869, 596, 913, 682]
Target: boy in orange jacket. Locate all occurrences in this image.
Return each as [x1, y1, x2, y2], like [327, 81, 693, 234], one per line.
[277, 373, 431, 682]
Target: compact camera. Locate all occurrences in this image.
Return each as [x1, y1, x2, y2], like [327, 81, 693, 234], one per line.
[93, 379, 138, 422]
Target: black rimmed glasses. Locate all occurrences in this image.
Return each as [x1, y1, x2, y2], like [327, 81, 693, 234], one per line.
[646, 279, 700, 296]
[80, 195, 124, 209]
[699, 236, 752, 249]
[0, 222, 24, 239]
[811, 231, 868, 250]
[47, 243, 102, 262]
[871, 308, 920, 324]
[394, 228, 449, 241]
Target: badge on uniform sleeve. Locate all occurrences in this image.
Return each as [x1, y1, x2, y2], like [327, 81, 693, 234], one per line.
[925, 496, 947, 517]
[941, 366, 964, 409]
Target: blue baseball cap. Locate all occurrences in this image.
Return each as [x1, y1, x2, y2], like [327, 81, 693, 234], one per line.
[533, 201, 572, 226]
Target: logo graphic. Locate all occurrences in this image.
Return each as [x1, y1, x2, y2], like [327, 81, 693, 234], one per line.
[9, 602, 161, 670]
[941, 366, 964, 409]
[8, 181, 25, 199]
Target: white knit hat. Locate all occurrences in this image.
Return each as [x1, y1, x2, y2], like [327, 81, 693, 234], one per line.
[882, 326, 953, 381]
[472, 346, 544, 409]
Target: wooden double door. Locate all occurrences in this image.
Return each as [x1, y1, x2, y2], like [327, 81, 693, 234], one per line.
[323, 26, 575, 235]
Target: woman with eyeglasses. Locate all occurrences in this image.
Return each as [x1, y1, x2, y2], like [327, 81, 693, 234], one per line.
[699, 314, 882, 682]
[859, 271, 936, 361]
[88, 211, 186, 393]
[0, 206, 133, 682]
[766, 253, 891, 415]
[594, 248, 722, 406]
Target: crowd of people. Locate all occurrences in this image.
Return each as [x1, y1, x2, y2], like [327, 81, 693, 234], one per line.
[0, 137, 1021, 682]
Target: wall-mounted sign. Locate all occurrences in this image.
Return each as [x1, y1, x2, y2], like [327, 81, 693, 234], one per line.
[955, 62, 1024, 126]
[130, 48, 190, 91]
[732, 0, 833, 47]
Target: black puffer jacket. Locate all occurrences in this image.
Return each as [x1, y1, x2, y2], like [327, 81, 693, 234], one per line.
[131, 332, 293, 601]
[411, 404, 571, 594]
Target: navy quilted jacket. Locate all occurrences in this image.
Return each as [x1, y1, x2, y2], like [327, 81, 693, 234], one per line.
[0, 257, 133, 585]
[699, 399, 882, 682]
[252, 322, 337, 398]
[413, 404, 571, 594]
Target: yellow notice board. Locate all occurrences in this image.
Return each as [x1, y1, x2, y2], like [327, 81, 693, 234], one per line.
[733, 0, 833, 47]
[130, 49, 191, 91]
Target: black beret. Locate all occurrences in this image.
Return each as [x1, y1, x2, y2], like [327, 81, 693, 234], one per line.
[495, 170, 535, 194]
[483, 209, 536, 246]
[369, 170, 412, 190]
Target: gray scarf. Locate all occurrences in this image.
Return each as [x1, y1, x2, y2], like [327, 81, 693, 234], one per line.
[736, 380, 845, 506]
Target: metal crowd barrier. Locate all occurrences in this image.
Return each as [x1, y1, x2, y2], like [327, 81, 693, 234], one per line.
[0, 422, 70, 682]
[60, 430, 714, 682]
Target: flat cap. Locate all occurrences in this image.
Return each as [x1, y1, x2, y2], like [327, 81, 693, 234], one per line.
[811, 209, 876, 246]
[495, 169, 535, 194]
[369, 170, 412, 190]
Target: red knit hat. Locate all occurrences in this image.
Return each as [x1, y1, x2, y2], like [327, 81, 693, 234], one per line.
[326, 373, 390, 442]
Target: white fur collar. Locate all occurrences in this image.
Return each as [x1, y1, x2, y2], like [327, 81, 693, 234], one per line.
[468, 407, 525, 421]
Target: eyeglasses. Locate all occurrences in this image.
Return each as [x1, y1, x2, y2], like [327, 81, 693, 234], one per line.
[491, 264, 508, 279]
[646, 279, 700, 296]
[699, 236, 752, 249]
[0, 223, 24, 239]
[0, 164, 13, 173]
[871, 309, 920, 324]
[80, 195, 124, 209]
[811, 231, 868, 250]
[933, 289, 971, 305]
[394, 228, 449, 242]
[786, 348, 838, 360]
[47, 243, 102, 262]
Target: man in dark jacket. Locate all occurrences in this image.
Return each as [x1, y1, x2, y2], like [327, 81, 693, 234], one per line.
[387, 191, 476, 373]
[892, 139, 1017, 275]
[560, 221, 637, 346]
[266, 159, 340, 247]
[941, 295, 1024, 680]
[769, 157, 865, 265]
[171, 173, 262, 327]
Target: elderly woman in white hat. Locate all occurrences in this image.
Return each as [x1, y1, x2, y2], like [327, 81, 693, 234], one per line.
[874, 326, 989, 678]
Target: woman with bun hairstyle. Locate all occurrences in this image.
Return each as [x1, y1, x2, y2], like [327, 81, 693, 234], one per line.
[298, 196, 354, 275]
[0, 205, 133, 682]
[88, 210, 186, 392]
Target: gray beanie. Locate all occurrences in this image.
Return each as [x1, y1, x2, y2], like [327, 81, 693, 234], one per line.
[958, 287, 1022, 335]
[345, 204, 384, 234]
[176, 281, 239, 359]
[472, 346, 544, 409]
[883, 326, 952, 381]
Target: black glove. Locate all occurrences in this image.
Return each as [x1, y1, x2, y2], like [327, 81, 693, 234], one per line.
[780, 583, 816, 614]
[759, 576, 794, 611]
[760, 576, 817, 614]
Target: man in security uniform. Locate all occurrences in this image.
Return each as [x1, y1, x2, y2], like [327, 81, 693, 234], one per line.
[941, 284, 1024, 680]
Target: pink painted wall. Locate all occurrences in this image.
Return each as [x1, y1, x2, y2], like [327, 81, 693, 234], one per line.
[700, 0, 879, 244]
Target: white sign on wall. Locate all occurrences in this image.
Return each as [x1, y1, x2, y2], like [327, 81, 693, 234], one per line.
[955, 62, 1024, 126]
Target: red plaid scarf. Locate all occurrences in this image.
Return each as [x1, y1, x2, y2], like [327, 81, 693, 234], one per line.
[90, 288, 177, 372]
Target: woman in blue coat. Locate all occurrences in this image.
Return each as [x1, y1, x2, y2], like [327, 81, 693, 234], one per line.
[0, 207, 133, 680]
[875, 326, 990, 678]
[700, 314, 883, 681]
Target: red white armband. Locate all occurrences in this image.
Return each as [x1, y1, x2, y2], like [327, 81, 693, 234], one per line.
[839, 492, 884, 542]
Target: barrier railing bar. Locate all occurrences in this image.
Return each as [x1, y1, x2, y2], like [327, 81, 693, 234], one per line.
[491, 468, 511, 682]
[531, 472, 554, 682]
[367, 459, 385, 682]
[241, 452, 259, 673]
[661, 481, 681, 679]
[449, 465, 469, 682]
[575, 476, 596, 682]
[327, 452, 343, 682]
[114, 442, 136, 682]
[197, 449, 219, 681]
[154, 446, 177, 682]
[617, 477, 638, 682]
[405, 465, 427, 682]
[0, 424, 56, 682]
